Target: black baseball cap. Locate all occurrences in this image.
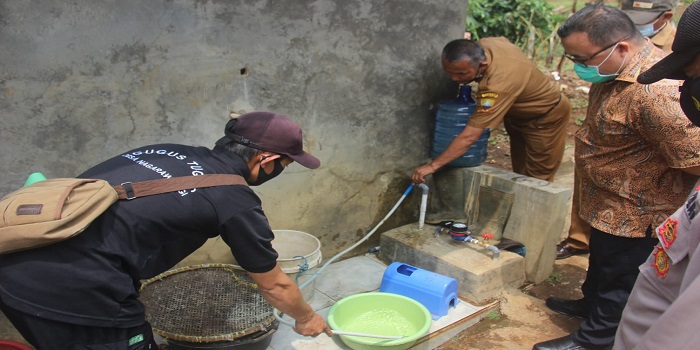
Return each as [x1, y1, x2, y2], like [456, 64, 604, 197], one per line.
[216, 111, 320, 169]
[638, 1, 700, 84]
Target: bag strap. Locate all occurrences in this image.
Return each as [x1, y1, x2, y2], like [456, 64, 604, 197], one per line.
[112, 174, 247, 200]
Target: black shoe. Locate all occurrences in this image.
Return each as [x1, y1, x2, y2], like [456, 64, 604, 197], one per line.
[532, 335, 604, 350]
[556, 242, 588, 260]
[545, 297, 590, 318]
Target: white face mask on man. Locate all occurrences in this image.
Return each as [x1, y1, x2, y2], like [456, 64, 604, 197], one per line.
[635, 13, 667, 38]
[636, 21, 663, 37]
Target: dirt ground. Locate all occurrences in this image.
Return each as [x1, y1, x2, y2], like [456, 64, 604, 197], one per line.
[436, 256, 590, 350]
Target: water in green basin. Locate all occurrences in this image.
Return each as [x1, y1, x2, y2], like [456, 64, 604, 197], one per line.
[342, 308, 418, 338]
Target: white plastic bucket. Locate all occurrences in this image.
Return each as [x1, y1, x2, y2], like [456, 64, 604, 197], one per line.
[230, 230, 322, 301]
[272, 230, 322, 301]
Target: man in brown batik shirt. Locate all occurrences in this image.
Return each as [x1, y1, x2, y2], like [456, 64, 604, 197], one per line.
[535, 4, 700, 350]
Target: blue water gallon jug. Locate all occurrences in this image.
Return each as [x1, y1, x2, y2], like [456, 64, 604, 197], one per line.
[430, 84, 490, 167]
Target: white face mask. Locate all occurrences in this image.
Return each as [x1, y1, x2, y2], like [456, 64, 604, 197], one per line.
[636, 18, 663, 38]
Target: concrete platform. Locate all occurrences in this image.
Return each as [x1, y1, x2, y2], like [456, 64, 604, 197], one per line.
[267, 254, 497, 350]
[379, 223, 525, 305]
[426, 165, 572, 283]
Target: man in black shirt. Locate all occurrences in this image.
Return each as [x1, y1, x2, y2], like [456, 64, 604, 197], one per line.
[0, 111, 331, 349]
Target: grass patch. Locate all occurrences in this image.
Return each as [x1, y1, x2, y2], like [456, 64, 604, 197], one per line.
[545, 271, 562, 283]
[570, 98, 588, 110]
[486, 310, 501, 320]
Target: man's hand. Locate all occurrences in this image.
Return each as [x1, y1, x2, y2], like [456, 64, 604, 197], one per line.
[293, 311, 333, 337]
[412, 163, 437, 184]
[249, 266, 333, 337]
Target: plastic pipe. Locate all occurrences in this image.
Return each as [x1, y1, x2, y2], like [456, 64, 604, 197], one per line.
[486, 245, 500, 260]
[417, 183, 429, 229]
[274, 183, 415, 328]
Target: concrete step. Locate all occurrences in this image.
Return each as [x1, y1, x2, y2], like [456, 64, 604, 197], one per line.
[425, 165, 572, 283]
[379, 223, 525, 305]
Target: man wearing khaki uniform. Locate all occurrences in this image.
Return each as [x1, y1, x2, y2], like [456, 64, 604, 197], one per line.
[412, 37, 570, 184]
[623, 0, 678, 53]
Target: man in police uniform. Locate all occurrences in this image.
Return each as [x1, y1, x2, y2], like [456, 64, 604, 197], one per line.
[411, 37, 571, 184]
[615, 2, 700, 348]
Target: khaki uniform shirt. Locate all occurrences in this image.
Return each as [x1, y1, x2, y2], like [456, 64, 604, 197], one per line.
[468, 37, 562, 129]
[576, 39, 700, 238]
[651, 22, 676, 53]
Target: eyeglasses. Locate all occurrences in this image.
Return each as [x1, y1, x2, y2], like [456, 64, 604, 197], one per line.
[564, 37, 629, 68]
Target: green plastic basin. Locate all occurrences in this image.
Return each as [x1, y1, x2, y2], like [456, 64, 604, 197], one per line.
[327, 292, 432, 350]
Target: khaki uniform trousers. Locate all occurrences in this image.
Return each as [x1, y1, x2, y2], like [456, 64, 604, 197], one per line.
[565, 169, 591, 250]
[503, 94, 570, 182]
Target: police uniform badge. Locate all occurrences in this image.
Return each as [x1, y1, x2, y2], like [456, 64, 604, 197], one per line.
[651, 246, 669, 278]
[477, 92, 498, 113]
[657, 217, 678, 249]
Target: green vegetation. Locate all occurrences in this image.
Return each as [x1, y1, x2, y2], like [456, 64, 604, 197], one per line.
[545, 271, 562, 283]
[570, 98, 588, 110]
[465, 0, 689, 70]
[486, 310, 501, 320]
[466, 0, 568, 67]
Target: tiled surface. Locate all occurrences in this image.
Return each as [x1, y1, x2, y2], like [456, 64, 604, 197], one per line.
[267, 254, 485, 350]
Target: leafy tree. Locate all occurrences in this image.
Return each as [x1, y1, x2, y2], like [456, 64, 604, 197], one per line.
[466, 0, 567, 65]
